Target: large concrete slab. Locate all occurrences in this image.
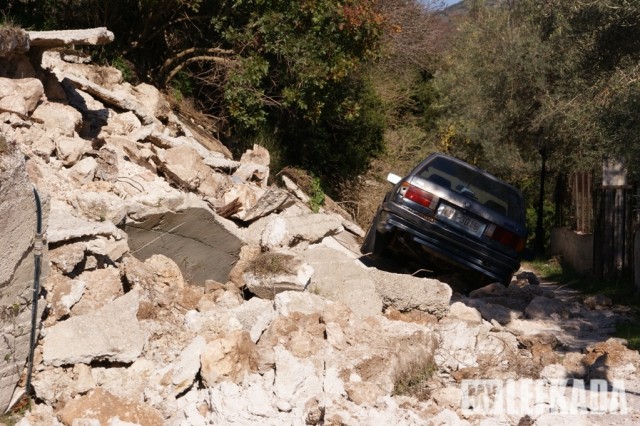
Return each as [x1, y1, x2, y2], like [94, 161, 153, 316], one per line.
[302, 246, 382, 319]
[125, 208, 243, 285]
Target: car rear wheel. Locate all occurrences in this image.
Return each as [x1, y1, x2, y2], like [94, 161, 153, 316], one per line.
[361, 212, 392, 257]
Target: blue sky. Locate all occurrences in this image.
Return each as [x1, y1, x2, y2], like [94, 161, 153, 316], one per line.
[421, 0, 462, 9]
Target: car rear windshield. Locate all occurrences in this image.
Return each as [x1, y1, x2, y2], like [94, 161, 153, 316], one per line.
[417, 156, 524, 221]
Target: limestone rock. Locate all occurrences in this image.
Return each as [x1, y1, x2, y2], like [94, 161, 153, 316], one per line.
[229, 297, 275, 343]
[85, 235, 129, 262]
[72, 190, 126, 224]
[101, 110, 141, 136]
[56, 388, 163, 426]
[172, 336, 207, 395]
[42, 50, 121, 90]
[431, 386, 462, 409]
[106, 136, 154, 171]
[240, 144, 270, 166]
[583, 294, 613, 310]
[49, 242, 86, 274]
[90, 359, 157, 404]
[260, 214, 344, 250]
[157, 144, 228, 196]
[345, 381, 385, 406]
[233, 162, 270, 188]
[540, 363, 568, 380]
[243, 250, 314, 299]
[240, 186, 295, 222]
[47, 199, 121, 244]
[200, 330, 258, 387]
[63, 74, 156, 124]
[448, 302, 482, 324]
[120, 254, 184, 308]
[562, 352, 588, 378]
[55, 136, 90, 166]
[371, 269, 452, 319]
[132, 83, 171, 121]
[32, 102, 82, 137]
[302, 245, 383, 319]
[32, 368, 75, 405]
[46, 273, 86, 322]
[69, 267, 124, 316]
[273, 291, 328, 318]
[468, 282, 507, 298]
[228, 245, 261, 288]
[273, 345, 323, 403]
[256, 311, 327, 361]
[461, 297, 522, 325]
[42, 290, 145, 366]
[0, 77, 43, 115]
[583, 338, 640, 380]
[25, 128, 57, 158]
[219, 182, 264, 219]
[435, 319, 491, 371]
[68, 157, 97, 185]
[29, 28, 115, 47]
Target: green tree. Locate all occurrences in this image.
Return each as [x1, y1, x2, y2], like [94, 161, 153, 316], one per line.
[432, 0, 640, 251]
[6, 0, 386, 184]
[217, 0, 387, 183]
[435, 0, 640, 178]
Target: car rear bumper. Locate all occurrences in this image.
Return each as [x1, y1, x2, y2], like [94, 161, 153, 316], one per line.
[378, 202, 520, 282]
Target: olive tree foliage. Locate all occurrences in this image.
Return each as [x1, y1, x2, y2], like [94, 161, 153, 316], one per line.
[434, 0, 557, 188]
[5, 0, 387, 182]
[434, 0, 640, 183]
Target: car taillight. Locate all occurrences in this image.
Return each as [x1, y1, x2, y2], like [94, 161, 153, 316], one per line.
[485, 224, 526, 252]
[402, 182, 436, 209]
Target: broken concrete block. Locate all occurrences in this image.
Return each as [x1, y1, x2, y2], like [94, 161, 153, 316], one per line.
[42, 290, 145, 366]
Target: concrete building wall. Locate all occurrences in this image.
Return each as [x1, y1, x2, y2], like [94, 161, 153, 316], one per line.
[0, 136, 47, 412]
[549, 227, 594, 275]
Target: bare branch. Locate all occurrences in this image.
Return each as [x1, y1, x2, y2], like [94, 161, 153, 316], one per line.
[162, 54, 236, 87]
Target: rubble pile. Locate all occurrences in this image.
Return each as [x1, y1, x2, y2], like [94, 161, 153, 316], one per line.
[0, 27, 639, 425]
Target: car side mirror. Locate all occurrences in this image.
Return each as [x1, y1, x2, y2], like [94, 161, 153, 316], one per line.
[387, 173, 401, 184]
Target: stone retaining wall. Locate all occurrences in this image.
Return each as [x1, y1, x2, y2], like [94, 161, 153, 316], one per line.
[550, 226, 593, 274]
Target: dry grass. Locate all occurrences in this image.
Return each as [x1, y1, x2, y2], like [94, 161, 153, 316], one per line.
[392, 359, 437, 400]
[0, 135, 8, 154]
[337, 125, 439, 228]
[245, 252, 296, 277]
[0, 22, 28, 54]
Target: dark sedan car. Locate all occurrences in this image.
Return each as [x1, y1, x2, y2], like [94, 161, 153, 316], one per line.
[361, 153, 527, 284]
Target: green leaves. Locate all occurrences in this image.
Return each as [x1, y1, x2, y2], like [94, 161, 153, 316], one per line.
[219, 0, 385, 183]
[434, 0, 640, 181]
[221, 0, 383, 128]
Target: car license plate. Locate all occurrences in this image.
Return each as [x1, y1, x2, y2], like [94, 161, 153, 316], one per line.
[438, 205, 485, 236]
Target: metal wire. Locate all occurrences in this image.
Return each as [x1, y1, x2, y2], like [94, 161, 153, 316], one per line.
[25, 187, 43, 397]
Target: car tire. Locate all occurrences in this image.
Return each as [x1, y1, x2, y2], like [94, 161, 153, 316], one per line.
[361, 211, 392, 257]
[500, 273, 514, 286]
